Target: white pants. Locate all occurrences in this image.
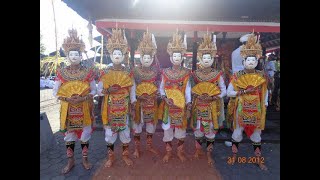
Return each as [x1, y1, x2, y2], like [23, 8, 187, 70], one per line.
[132, 122, 156, 134]
[162, 116, 186, 142]
[64, 125, 92, 142]
[194, 120, 216, 139]
[163, 127, 186, 142]
[104, 125, 131, 144]
[231, 126, 262, 143]
[231, 107, 262, 143]
[218, 98, 225, 127]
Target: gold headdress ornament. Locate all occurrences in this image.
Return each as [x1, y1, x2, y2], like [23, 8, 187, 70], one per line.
[197, 32, 217, 60]
[106, 28, 128, 54]
[240, 33, 262, 58]
[167, 30, 187, 55]
[137, 30, 157, 57]
[62, 29, 86, 53]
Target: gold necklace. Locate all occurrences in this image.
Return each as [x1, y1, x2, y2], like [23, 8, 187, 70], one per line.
[195, 69, 218, 82]
[201, 68, 212, 75]
[60, 66, 90, 81]
[165, 67, 186, 80]
[111, 66, 125, 71]
[135, 67, 156, 80]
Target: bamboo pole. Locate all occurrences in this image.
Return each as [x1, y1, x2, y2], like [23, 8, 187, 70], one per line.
[51, 0, 58, 77]
[100, 35, 104, 69]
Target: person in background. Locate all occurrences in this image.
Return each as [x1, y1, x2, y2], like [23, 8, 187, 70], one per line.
[265, 54, 277, 105]
[272, 55, 280, 111]
[231, 34, 250, 74]
[227, 33, 268, 171]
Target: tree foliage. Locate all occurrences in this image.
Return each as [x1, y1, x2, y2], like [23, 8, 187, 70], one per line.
[40, 33, 46, 54]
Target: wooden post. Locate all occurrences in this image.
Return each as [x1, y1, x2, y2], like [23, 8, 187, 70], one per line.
[192, 31, 198, 71]
[100, 35, 104, 69]
[192, 41, 198, 71]
[130, 30, 135, 69]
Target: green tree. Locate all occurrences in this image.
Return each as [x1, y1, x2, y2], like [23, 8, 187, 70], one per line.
[40, 33, 46, 54]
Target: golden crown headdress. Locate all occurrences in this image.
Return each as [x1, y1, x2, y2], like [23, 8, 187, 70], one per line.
[167, 30, 187, 55]
[197, 33, 217, 60]
[137, 30, 157, 57]
[106, 28, 128, 54]
[240, 33, 262, 58]
[62, 29, 86, 53]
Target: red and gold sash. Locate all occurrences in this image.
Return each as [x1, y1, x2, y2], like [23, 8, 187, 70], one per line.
[134, 67, 160, 125]
[230, 70, 267, 132]
[161, 67, 190, 129]
[107, 88, 130, 132]
[191, 69, 222, 131]
[100, 68, 134, 132]
[57, 66, 94, 133]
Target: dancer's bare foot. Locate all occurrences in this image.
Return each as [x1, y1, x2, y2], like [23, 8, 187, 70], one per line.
[82, 157, 92, 170]
[146, 134, 159, 155]
[232, 144, 238, 154]
[257, 162, 268, 171]
[231, 153, 237, 165]
[162, 151, 172, 163]
[133, 149, 140, 159]
[193, 149, 204, 160]
[122, 144, 133, 166]
[104, 155, 114, 168]
[257, 156, 268, 171]
[122, 155, 133, 166]
[61, 158, 75, 174]
[147, 146, 159, 155]
[133, 136, 141, 159]
[207, 152, 215, 167]
[177, 151, 187, 162]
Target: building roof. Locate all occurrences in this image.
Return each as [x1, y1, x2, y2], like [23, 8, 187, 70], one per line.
[64, 0, 280, 23]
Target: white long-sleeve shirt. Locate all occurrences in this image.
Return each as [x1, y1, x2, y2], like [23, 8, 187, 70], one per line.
[217, 76, 227, 98]
[159, 75, 191, 130]
[159, 76, 191, 104]
[227, 83, 268, 106]
[231, 47, 244, 74]
[53, 79, 97, 98]
[97, 79, 137, 104]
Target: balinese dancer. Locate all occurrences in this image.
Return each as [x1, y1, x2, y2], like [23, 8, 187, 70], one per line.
[227, 33, 268, 170]
[132, 30, 161, 158]
[53, 29, 96, 174]
[97, 28, 136, 167]
[191, 33, 226, 166]
[159, 30, 192, 163]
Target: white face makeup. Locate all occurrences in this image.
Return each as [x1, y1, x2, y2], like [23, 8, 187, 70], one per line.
[68, 51, 81, 65]
[199, 54, 214, 68]
[141, 54, 154, 67]
[111, 49, 124, 65]
[243, 56, 258, 69]
[170, 52, 183, 65]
